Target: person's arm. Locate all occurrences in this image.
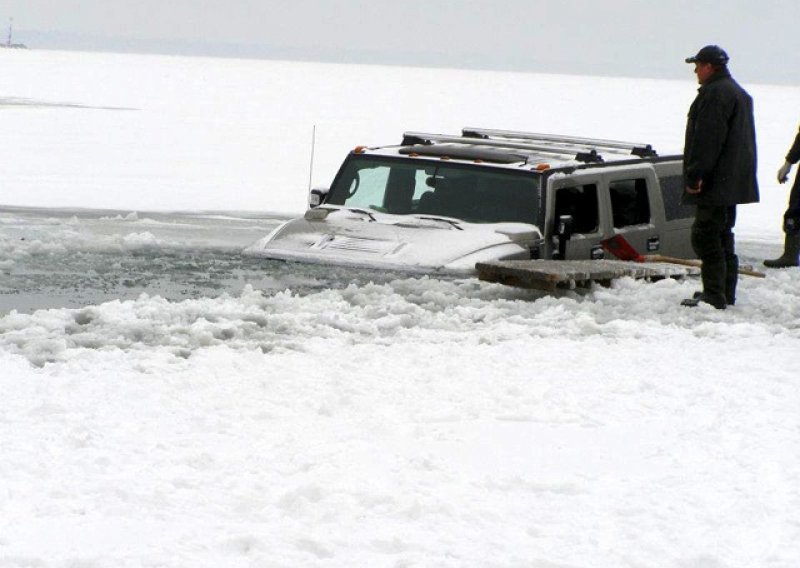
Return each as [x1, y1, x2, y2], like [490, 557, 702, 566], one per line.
[786, 126, 800, 165]
[777, 126, 800, 184]
[778, 161, 792, 183]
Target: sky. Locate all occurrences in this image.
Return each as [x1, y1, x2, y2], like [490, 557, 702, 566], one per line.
[3, 0, 800, 84]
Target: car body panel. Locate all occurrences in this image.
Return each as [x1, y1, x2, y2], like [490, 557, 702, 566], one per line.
[243, 206, 543, 274]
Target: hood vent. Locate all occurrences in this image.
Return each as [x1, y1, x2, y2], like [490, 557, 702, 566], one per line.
[314, 235, 398, 256]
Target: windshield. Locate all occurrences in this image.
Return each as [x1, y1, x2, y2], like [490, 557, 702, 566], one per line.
[325, 156, 541, 225]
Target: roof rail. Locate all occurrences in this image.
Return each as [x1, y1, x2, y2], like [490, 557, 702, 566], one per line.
[401, 131, 604, 163]
[462, 127, 657, 157]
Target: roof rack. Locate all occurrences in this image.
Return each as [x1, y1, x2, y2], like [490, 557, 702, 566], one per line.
[399, 144, 530, 164]
[462, 127, 657, 158]
[402, 131, 604, 163]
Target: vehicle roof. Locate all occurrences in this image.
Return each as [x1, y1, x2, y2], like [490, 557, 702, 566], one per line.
[354, 127, 682, 174]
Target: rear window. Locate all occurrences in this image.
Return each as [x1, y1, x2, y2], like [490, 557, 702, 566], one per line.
[609, 178, 651, 227]
[660, 174, 695, 221]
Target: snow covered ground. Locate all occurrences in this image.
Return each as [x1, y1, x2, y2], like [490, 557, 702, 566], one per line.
[2, 49, 800, 567]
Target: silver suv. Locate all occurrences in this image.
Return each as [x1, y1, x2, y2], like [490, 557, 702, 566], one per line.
[244, 127, 694, 273]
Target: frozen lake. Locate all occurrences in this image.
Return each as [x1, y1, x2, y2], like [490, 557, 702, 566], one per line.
[2, 50, 800, 568]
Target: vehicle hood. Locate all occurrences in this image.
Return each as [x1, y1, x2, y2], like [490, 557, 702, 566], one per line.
[242, 207, 543, 274]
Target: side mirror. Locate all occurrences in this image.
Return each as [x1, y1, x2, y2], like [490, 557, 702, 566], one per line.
[554, 215, 574, 260]
[308, 186, 329, 208]
[557, 215, 574, 240]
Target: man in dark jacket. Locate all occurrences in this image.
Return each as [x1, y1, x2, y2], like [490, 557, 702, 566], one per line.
[764, 126, 800, 267]
[681, 45, 759, 309]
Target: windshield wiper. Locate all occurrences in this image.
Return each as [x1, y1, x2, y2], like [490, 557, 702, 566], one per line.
[347, 208, 376, 222]
[413, 215, 464, 230]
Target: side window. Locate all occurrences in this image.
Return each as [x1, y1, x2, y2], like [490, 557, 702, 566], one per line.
[554, 184, 599, 234]
[609, 178, 650, 228]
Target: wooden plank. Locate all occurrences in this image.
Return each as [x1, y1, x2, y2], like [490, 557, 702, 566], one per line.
[475, 259, 698, 291]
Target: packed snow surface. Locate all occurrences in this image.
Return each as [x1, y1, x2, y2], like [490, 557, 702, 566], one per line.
[2, 49, 800, 567]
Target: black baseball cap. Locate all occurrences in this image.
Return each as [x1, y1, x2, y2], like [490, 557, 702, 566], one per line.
[685, 45, 729, 65]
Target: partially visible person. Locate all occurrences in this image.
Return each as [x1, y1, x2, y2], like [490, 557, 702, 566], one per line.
[680, 45, 760, 310]
[764, 126, 800, 268]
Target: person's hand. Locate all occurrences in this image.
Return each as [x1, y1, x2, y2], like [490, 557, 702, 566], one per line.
[778, 161, 792, 184]
[685, 180, 703, 195]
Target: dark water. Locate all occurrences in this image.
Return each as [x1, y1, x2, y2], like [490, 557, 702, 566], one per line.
[0, 206, 415, 314]
[1, 205, 774, 315]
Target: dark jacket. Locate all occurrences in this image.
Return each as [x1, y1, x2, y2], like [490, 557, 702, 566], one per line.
[786, 126, 800, 164]
[683, 68, 759, 206]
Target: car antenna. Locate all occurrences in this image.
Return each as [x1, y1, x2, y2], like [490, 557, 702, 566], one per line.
[308, 124, 316, 191]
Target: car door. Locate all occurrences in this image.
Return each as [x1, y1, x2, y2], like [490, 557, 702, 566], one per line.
[545, 173, 607, 260]
[601, 165, 664, 258]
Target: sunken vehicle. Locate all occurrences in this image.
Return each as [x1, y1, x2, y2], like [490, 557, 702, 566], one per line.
[244, 128, 695, 273]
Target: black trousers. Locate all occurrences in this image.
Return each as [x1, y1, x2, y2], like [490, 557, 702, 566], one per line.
[692, 205, 738, 304]
[783, 171, 800, 234]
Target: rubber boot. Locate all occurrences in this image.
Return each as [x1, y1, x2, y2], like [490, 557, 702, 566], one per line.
[681, 293, 726, 310]
[764, 233, 800, 268]
[725, 255, 738, 306]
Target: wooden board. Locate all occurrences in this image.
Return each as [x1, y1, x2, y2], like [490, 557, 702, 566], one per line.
[476, 259, 699, 291]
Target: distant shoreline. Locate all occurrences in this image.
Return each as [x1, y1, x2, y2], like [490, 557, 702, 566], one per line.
[9, 29, 798, 87]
